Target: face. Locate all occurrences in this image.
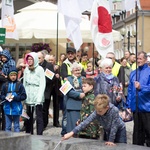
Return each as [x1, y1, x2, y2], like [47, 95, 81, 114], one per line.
[124, 52, 130, 59]
[1, 55, 7, 63]
[27, 56, 34, 66]
[129, 55, 136, 63]
[82, 83, 93, 94]
[96, 106, 109, 116]
[60, 54, 66, 61]
[67, 52, 76, 61]
[87, 63, 93, 71]
[81, 55, 88, 62]
[102, 64, 112, 75]
[137, 53, 147, 67]
[49, 56, 55, 65]
[106, 53, 115, 63]
[38, 53, 44, 64]
[121, 59, 127, 67]
[9, 74, 17, 81]
[72, 67, 81, 77]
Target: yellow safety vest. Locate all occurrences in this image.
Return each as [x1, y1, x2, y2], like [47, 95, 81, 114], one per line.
[112, 61, 121, 77]
[127, 62, 136, 71]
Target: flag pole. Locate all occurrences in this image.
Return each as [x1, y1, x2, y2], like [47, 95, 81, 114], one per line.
[92, 43, 95, 75]
[133, 0, 139, 145]
[56, 12, 59, 63]
[135, 0, 138, 111]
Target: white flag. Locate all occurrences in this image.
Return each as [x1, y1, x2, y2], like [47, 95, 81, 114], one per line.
[90, 0, 114, 58]
[124, 0, 141, 11]
[1, 0, 18, 40]
[58, 0, 94, 51]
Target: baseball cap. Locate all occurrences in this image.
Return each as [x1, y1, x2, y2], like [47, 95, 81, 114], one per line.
[66, 47, 76, 54]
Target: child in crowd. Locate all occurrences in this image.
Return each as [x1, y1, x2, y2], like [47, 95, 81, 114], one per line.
[78, 78, 100, 139]
[62, 94, 126, 146]
[1, 49, 16, 77]
[1, 67, 27, 132]
[86, 62, 98, 78]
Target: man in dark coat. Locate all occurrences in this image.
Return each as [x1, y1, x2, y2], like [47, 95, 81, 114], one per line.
[38, 51, 54, 129]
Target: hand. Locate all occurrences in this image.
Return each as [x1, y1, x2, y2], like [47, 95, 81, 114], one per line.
[55, 73, 60, 78]
[80, 93, 85, 99]
[76, 119, 80, 126]
[105, 141, 116, 146]
[54, 65, 59, 71]
[19, 63, 25, 67]
[62, 131, 74, 140]
[134, 81, 140, 89]
[116, 96, 121, 102]
[125, 82, 128, 87]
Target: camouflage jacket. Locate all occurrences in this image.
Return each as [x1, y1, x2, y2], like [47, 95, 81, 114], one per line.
[78, 90, 100, 139]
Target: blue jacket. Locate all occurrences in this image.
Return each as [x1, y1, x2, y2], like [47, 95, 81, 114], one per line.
[1, 67, 27, 115]
[127, 64, 150, 112]
[1, 49, 16, 76]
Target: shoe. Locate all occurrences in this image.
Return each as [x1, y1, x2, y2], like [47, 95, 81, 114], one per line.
[20, 126, 26, 132]
[53, 123, 61, 127]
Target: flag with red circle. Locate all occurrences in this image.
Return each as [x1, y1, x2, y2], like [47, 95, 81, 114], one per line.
[90, 0, 114, 58]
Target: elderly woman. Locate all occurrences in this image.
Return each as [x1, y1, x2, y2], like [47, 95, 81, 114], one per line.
[94, 58, 121, 106]
[65, 62, 85, 133]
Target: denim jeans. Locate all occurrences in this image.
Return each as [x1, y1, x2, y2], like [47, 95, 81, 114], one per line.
[5, 115, 20, 132]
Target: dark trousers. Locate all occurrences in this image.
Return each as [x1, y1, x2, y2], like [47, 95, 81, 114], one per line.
[43, 99, 51, 128]
[51, 88, 60, 126]
[0, 105, 5, 130]
[133, 112, 150, 147]
[26, 105, 44, 135]
[61, 96, 67, 136]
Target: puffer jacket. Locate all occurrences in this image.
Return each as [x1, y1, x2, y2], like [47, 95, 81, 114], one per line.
[127, 64, 150, 112]
[1, 49, 16, 76]
[23, 52, 46, 105]
[1, 67, 27, 115]
[94, 72, 120, 106]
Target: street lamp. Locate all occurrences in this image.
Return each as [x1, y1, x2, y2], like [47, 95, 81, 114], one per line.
[120, 28, 126, 52]
[120, 28, 136, 53]
[127, 31, 130, 52]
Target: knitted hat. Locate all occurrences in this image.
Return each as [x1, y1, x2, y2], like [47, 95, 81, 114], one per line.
[8, 67, 18, 76]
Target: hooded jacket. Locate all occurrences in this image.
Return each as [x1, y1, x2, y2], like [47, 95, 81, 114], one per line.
[1, 67, 27, 115]
[1, 49, 16, 76]
[127, 64, 150, 112]
[23, 52, 46, 105]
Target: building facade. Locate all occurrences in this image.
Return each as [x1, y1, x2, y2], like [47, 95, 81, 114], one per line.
[112, 0, 150, 59]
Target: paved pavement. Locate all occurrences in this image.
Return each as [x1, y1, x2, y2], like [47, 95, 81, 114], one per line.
[20, 108, 134, 144]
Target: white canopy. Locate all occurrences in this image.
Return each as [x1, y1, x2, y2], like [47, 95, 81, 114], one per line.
[3, 1, 122, 44]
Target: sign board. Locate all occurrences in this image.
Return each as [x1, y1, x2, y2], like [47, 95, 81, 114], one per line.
[0, 28, 6, 44]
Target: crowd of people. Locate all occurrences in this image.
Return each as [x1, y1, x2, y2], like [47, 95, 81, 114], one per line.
[0, 47, 150, 147]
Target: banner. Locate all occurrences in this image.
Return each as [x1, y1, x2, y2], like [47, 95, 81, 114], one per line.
[58, 0, 94, 51]
[45, 68, 55, 80]
[90, 0, 114, 58]
[0, 28, 6, 44]
[1, 0, 18, 39]
[59, 81, 73, 95]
